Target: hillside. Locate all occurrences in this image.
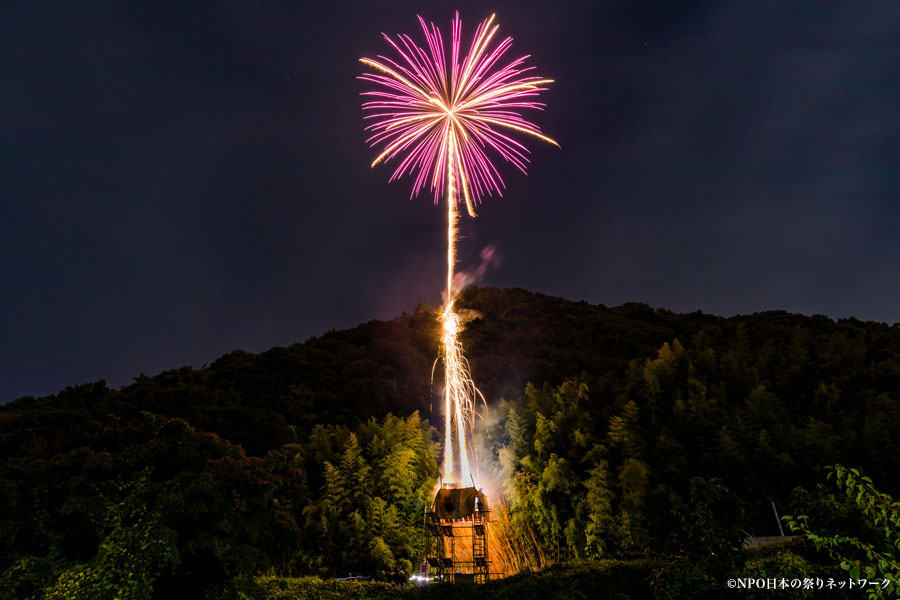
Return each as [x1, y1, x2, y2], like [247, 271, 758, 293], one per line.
[2, 286, 900, 599]
[1, 287, 709, 456]
[5, 287, 899, 464]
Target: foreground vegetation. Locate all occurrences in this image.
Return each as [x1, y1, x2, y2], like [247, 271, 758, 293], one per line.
[250, 561, 657, 600]
[2, 287, 899, 598]
[246, 555, 852, 600]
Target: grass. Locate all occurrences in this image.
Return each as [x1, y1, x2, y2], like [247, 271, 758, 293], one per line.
[250, 561, 658, 600]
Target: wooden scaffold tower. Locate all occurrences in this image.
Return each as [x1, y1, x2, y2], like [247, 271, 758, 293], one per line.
[424, 484, 491, 584]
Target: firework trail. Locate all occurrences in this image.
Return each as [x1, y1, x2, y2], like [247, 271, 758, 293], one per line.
[360, 12, 557, 483]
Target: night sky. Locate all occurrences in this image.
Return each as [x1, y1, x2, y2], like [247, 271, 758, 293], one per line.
[2, 1, 899, 402]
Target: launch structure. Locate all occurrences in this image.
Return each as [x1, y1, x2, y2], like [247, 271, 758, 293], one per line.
[424, 484, 492, 583]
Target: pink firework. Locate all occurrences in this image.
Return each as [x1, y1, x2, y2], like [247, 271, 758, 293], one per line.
[359, 12, 558, 217]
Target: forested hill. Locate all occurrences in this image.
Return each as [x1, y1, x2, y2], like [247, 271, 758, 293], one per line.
[3, 286, 900, 467]
[4, 286, 900, 599]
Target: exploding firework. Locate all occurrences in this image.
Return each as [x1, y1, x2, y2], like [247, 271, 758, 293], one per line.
[359, 12, 558, 215]
[360, 13, 557, 484]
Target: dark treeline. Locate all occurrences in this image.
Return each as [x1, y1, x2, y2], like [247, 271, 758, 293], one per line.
[2, 287, 899, 599]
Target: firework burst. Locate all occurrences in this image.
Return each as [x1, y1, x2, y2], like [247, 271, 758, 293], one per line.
[359, 12, 558, 217]
[360, 13, 557, 484]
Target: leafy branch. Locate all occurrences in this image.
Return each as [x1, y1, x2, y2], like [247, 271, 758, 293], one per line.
[784, 465, 900, 599]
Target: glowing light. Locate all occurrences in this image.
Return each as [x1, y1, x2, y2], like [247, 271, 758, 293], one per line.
[359, 12, 558, 211]
[360, 13, 557, 484]
[438, 300, 483, 483]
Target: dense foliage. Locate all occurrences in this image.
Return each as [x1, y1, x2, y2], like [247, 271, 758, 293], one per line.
[0, 412, 304, 600]
[493, 326, 900, 562]
[2, 287, 899, 598]
[785, 465, 900, 598]
[250, 561, 657, 600]
[290, 413, 438, 576]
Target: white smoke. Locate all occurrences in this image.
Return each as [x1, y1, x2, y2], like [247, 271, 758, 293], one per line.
[451, 244, 502, 296]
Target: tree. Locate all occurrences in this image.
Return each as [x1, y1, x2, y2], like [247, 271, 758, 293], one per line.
[298, 413, 438, 575]
[784, 465, 900, 599]
[0, 413, 304, 600]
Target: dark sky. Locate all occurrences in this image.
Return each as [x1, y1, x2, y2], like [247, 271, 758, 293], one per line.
[2, 1, 899, 401]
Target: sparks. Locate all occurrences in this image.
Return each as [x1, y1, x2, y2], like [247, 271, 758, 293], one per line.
[360, 13, 557, 484]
